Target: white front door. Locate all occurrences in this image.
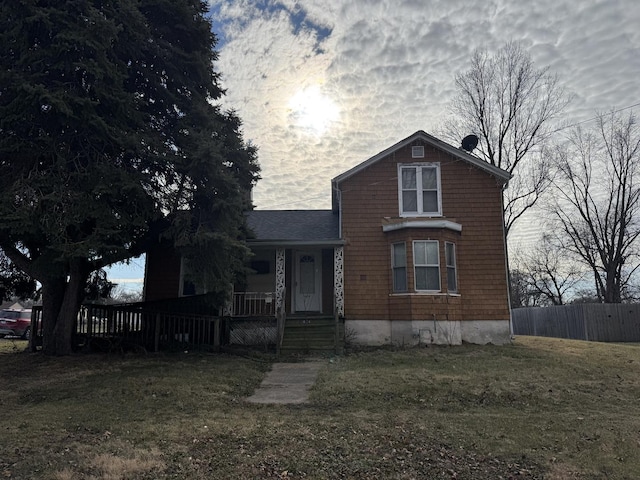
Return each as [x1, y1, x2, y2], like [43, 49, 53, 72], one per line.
[294, 250, 322, 312]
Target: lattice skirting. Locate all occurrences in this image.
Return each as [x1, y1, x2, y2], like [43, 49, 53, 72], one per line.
[228, 318, 277, 346]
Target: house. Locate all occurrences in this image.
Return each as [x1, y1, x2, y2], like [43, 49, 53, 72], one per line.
[143, 130, 512, 346]
[0, 301, 25, 311]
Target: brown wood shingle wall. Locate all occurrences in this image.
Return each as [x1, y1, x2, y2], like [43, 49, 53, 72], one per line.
[339, 141, 509, 322]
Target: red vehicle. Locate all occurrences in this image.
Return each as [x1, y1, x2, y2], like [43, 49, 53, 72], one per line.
[0, 309, 33, 339]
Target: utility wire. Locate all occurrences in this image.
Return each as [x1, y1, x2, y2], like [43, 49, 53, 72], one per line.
[255, 102, 640, 209]
[550, 101, 640, 134]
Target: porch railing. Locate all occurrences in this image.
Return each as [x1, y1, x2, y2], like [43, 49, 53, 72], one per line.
[30, 291, 283, 352]
[230, 292, 276, 317]
[30, 303, 220, 353]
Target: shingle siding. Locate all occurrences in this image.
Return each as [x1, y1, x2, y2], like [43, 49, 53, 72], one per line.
[338, 140, 510, 323]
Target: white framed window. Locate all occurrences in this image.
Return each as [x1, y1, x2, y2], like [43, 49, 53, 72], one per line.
[391, 242, 407, 292]
[445, 242, 457, 293]
[398, 163, 442, 216]
[413, 240, 440, 291]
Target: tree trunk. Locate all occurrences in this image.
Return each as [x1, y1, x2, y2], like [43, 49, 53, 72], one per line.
[605, 274, 621, 303]
[40, 277, 66, 355]
[52, 261, 90, 355]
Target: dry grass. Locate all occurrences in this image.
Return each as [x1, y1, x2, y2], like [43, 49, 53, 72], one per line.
[1, 336, 639, 479]
[53, 448, 165, 480]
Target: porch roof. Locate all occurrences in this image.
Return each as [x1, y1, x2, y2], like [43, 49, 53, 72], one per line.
[246, 210, 342, 246]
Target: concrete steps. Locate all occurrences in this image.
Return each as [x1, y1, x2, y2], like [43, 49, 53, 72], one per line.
[280, 316, 344, 354]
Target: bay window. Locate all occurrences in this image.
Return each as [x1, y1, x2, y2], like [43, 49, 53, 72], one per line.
[389, 239, 459, 294]
[391, 242, 407, 292]
[413, 240, 440, 291]
[445, 242, 457, 293]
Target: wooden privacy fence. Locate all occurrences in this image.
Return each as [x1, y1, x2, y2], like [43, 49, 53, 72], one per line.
[512, 304, 640, 342]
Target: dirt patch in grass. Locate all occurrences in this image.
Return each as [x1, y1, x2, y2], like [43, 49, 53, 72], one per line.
[52, 447, 165, 480]
[1, 337, 639, 479]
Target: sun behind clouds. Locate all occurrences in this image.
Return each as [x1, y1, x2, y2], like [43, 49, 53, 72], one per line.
[288, 85, 340, 136]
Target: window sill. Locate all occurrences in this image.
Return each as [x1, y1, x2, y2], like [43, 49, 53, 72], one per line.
[383, 219, 462, 233]
[389, 292, 461, 297]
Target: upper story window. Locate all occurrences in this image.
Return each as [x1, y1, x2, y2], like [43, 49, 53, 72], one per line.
[398, 163, 442, 216]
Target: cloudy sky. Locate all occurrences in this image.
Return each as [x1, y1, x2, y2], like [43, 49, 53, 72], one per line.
[109, 0, 640, 289]
[212, 0, 639, 210]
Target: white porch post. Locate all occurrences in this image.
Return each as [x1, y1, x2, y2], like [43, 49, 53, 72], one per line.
[275, 248, 286, 313]
[334, 246, 344, 317]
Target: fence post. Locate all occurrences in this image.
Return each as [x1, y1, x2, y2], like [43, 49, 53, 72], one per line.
[213, 317, 220, 352]
[154, 314, 161, 352]
[86, 305, 93, 339]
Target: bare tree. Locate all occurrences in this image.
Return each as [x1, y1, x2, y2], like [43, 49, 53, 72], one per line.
[109, 286, 143, 305]
[509, 269, 543, 308]
[513, 235, 586, 305]
[446, 42, 570, 235]
[551, 111, 640, 303]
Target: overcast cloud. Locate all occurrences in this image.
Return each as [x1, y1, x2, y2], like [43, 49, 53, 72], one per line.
[211, 0, 640, 218]
[108, 0, 640, 285]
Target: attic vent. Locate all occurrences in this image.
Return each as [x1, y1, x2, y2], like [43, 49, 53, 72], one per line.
[412, 146, 424, 158]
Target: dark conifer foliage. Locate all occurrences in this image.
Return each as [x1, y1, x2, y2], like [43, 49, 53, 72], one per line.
[0, 252, 37, 301]
[0, 0, 259, 354]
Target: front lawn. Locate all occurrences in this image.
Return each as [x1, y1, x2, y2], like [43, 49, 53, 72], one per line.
[1, 336, 638, 479]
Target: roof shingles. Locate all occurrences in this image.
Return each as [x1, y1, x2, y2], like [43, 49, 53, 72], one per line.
[246, 210, 340, 244]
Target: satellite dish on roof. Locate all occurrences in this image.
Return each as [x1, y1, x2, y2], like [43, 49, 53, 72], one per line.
[461, 134, 479, 152]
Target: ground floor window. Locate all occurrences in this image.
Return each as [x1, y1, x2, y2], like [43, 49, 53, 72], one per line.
[413, 240, 440, 291]
[445, 242, 457, 293]
[389, 239, 458, 294]
[391, 242, 407, 292]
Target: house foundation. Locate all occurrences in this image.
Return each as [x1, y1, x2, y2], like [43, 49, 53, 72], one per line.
[345, 319, 511, 346]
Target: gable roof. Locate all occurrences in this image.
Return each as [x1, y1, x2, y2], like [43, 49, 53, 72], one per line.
[246, 210, 342, 246]
[331, 131, 511, 207]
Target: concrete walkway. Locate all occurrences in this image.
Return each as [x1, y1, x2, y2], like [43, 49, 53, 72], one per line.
[246, 361, 325, 404]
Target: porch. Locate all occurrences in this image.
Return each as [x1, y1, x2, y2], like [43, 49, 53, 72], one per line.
[113, 209, 347, 353]
[242, 246, 343, 314]
[226, 233, 344, 352]
[227, 291, 344, 354]
[30, 299, 222, 353]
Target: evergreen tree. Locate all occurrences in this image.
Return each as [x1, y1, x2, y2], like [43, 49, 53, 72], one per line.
[0, 0, 259, 354]
[0, 250, 38, 301]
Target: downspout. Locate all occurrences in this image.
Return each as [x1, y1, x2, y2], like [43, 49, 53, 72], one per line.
[333, 183, 343, 239]
[501, 180, 514, 339]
